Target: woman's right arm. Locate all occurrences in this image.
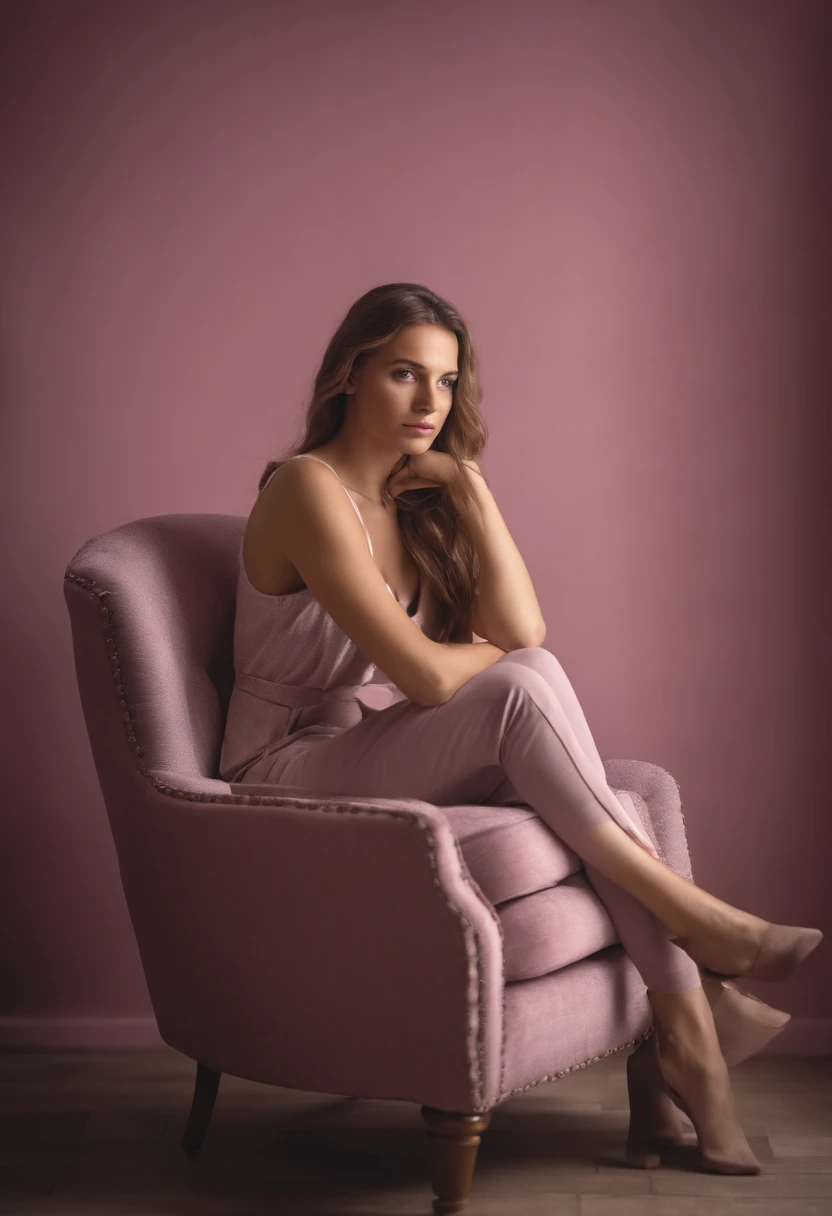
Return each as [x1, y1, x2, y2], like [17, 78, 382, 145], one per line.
[266, 459, 505, 707]
[433, 640, 508, 703]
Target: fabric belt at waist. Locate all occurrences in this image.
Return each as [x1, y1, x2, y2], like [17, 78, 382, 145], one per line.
[234, 670, 364, 708]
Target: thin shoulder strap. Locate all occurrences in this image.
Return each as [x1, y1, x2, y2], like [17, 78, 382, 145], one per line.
[285, 454, 375, 558]
[260, 465, 281, 493]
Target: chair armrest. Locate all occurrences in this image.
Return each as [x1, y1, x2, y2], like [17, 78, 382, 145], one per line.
[114, 777, 505, 1112]
[603, 758, 694, 883]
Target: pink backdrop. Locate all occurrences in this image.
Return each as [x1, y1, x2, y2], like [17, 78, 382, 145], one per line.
[1, 0, 829, 1049]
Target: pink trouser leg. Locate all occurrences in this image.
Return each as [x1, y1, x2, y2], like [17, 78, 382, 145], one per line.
[268, 646, 702, 994]
[501, 649, 702, 994]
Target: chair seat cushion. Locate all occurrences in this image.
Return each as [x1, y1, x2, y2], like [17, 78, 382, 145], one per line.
[494, 872, 620, 981]
[441, 802, 583, 905]
[443, 788, 653, 984]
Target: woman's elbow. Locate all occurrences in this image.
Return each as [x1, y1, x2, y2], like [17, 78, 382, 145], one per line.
[507, 620, 547, 651]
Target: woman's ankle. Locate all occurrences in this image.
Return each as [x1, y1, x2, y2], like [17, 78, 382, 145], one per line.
[647, 986, 722, 1063]
[659, 1030, 725, 1077]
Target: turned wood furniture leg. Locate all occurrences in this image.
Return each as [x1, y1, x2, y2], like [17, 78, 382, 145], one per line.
[181, 1062, 221, 1152]
[421, 1107, 492, 1215]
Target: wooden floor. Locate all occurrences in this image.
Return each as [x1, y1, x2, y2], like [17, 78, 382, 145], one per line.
[1, 1048, 831, 1215]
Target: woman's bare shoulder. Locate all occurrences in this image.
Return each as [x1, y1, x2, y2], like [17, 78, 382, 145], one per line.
[243, 459, 329, 594]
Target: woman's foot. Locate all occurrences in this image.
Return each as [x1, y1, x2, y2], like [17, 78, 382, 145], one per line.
[628, 978, 782, 1172]
[671, 904, 823, 983]
[625, 1033, 688, 1168]
[653, 1018, 761, 1174]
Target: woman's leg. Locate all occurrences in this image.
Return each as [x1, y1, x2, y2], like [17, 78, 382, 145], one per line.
[268, 647, 766, 979]
[494, 647, 702, 994]
[494, 649, 767, 1167]
[270, 646, 777, 1170]
[499, 649, 768, 1170]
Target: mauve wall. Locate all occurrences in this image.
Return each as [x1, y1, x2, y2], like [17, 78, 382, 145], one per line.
[1, 0, 829, 1049]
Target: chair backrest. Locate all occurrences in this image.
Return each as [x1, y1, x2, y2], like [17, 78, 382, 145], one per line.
[64, 514, 244, 789]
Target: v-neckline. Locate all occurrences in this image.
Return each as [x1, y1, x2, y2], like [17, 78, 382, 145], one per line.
[390, 578, 420, 617]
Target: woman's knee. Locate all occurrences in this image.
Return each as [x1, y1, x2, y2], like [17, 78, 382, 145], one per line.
[498, 646, 584, 710]
[495, 646, 570, 694]
[470, 651, 561, 716]
[500, 645, 563, 677]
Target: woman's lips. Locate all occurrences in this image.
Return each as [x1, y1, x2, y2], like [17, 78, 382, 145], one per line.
[403, 423, 435, 433]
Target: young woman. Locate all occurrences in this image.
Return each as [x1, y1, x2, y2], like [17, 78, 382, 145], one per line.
[220, 282, 822, 1175]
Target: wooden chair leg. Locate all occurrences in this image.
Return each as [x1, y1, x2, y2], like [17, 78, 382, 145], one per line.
[182, 1062, 221, 1153]
[421, 1106, 491, 1215]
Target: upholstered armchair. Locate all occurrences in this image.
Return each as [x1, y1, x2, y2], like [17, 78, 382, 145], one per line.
[64, 513, 695, 1215]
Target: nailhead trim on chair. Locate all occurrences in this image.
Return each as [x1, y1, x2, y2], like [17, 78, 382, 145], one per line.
[66, 567, 499, 1107]
[497, 1027, 654, 1103]
[65, 567, 660, 1112]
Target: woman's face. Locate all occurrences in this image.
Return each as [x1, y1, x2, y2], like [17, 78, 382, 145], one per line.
[346, 324, 459, 450]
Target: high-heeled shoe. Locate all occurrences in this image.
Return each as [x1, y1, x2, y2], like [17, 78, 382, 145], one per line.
[626, 1033, 764, 1174]
[650, 1017, 763, 1175]
[625, 1033, 687, 1169]
[672, 923, 823, 983]
[662, 1078, 762, 1174]
[625, 977, 789, 1171]
[700, 970, 791, 1067]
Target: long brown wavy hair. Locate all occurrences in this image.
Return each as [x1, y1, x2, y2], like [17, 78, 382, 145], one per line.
[257, 282, 489, 644]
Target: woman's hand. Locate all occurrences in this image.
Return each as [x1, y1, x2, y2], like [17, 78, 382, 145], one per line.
[386, 452, 482, 499]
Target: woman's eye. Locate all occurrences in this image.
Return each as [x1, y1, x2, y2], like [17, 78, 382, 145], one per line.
[394, 369, 457, 389]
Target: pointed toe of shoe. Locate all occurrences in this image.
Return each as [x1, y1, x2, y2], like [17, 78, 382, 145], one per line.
[747, 925, 824, 983]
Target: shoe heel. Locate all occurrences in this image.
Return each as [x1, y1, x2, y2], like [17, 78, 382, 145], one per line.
[624, 1037, 685, 1169]
[701, 971, 791, 1067]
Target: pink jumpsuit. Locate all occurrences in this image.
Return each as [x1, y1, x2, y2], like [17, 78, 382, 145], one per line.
[220, 454, 703, 995]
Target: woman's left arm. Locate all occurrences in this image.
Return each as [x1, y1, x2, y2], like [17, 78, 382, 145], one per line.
[461, 460, 547, 652]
